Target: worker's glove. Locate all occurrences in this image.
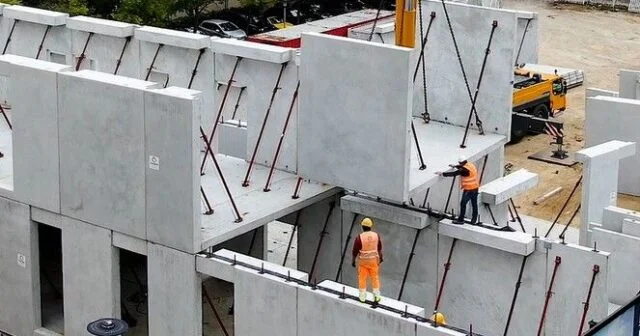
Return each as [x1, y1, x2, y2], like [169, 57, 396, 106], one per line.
[351, 261, 356, 267]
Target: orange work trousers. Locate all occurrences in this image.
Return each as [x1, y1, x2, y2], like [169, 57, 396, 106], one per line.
[357, 257, 380, 291]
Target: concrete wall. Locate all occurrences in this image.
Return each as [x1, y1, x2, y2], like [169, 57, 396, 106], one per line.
[618, 69, 640, 100]
[0, 196, 40, 336]
[586, 97, 640, 196]
[515, 13, 539, 65]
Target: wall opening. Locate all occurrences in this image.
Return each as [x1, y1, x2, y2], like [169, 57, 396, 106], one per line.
[119, 249, 148, 335]
[38, 223, 64, 334]
[146, 70, 169, 88]
[202, 277, 234, 336]
[47, 51, 67, 65]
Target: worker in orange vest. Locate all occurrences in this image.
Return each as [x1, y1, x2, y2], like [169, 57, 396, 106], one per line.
[436, 155, 480, 225]
[351, 217, 383, 303]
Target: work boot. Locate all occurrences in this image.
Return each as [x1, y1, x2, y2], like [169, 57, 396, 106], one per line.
[373, 290, 382, 303]
[451, 219, 464, 225]
[358, 291, 366, 303]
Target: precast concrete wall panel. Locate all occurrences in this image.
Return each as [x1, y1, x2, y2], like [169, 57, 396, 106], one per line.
[235, 267, 298, 336]
[420, 1, 516, 138]
[298, 32, 413, 201]
[148, 243, 202, 336]
[514, 13, 538, 65]
[592, 228, 640, 306]
[8, 21, 71, 63]
[144, 87, 202, 253]
[0, 197, 40, 336]
[4, 57, 70, 212]
[619, 69, 640, 99]
[543, 240, 609, 336]
[586, 97, 640, 196]
[61, 218, 120, 336]
[58, 70, 157, 239]
[69, 30, 139, 77]
[297, 285, 418, 336]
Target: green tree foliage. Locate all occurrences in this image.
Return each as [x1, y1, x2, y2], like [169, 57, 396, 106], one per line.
[238, 0, 277, 12]
[113, 0, 173, 27]
[87, 0, 121, 18]
[0, 0, 22, 5]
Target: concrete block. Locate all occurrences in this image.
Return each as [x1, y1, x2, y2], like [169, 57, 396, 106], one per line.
[112, 232, 147, 256]
[621, 218, 640, 238]
[144, 87, 202, 253]
[0, 56, 71, 213]
[61, 219, 120, 336]
[585, 96, 640, 196]
[340, 195, 431, 229]
[592, 227, 640, 305]
[586, 88, 618, 98]
[439, 219, 535, 255]
[218, 121, 247, 160]
[419, 1, 517, 137]
[0, 197, 40, 336]
[66, 16, 136, 37]
[601, 205, 640, 233]
[211, 38, 293, 63]
[196, 248, 308, 283]
[3, 6, 67, 26]
[480, 169, 538, 205]
[148, 243, 202, 336]
[134, 26, 211, 50]
[58, 70, 158, 239]
[297, 282, 418, 336]
[619, 69, 640, 99]
[235, 267, 300, 336]
[298, 32, 412, 201]
[543, 239, 609, 336]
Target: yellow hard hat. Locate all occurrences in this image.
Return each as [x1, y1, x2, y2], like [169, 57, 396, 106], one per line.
[431, 312, 447, 325]
[361, 217, 373, 228]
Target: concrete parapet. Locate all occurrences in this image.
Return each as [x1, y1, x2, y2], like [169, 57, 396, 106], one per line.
[134, 26, 211, 50]
[3, 5, 67, 26]
[66, 16, 136, 38]
[211, 38, 293, 63]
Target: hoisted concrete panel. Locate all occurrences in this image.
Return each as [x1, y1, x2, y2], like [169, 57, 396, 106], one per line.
[299, 32, 413, 201]
[0, 55, 71, 212]
[58, 70, 158, 239]
[420, 1, 518, 138]
[0, 197, 40, 336]
[144, 86, 202, 253]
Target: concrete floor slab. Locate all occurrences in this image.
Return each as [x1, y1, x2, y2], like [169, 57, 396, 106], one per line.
[1, 56, 70, 213]
[58, 70, 157, 240]
[211, 38, 293, 63]
[409, 120, 506, 198]
[480, 169, 538, 205]
[0, 196, 40, 336]
[592, 228, 640, 306]
[298, 32, 412, 202]
[66, 16, 136, 38]
[147, 243, 202, 336]
[3, 6, 67, 26]
[340, 195, 431, 229]
[439, 219, 535, 255]
[199, 153, 339, 249]
[234, 266, 300, 336]
[145, 87, 202, 253]
[134, 26, 211, 50]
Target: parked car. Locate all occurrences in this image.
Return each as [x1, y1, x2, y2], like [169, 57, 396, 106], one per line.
[214, 9, 271, 35]
[266, 16, 295, 30]
[198, 19, 247, 39]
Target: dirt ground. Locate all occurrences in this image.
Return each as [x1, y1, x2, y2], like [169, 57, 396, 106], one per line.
[502, 0, 640, 226]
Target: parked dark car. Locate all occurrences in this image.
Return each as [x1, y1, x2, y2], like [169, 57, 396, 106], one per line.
[263, 2, 328, 25]
[198, 19, 247, 39]
[214, 9, 271, 35]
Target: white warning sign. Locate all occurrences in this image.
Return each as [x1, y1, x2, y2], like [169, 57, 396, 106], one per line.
[149, 155, 160, 171]
[17, 253, 26, 268]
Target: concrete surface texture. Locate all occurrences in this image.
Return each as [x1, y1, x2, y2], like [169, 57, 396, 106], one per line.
[0, 55, 70, 213]
[0, 196, 40, 336]
[618, 69, 640, 100]
[148, 243, 202, 336]
[61, 217, 120, 336]
[622, 218, 640, 238]
[576, 140, 636, 245]
[514, 12, 538, 65]
[218, 121, 247, 159]
[419, 1, 518, 138]
[592, 227, 640, 306]
[144, 87, 202, 253]
[298, 32, 412, 202]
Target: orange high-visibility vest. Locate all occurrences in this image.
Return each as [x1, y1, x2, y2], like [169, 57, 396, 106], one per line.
[460, 162, 479, 190]
[359, 232, 379, 260]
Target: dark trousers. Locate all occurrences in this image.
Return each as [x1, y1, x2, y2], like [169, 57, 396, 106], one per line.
[458, 189, 479, 224]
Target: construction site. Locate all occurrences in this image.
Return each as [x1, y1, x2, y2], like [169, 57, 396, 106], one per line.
[1, 0, 640, 335]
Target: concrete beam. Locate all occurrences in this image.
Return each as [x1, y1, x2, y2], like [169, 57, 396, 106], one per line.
[211, 38, 293, 63]
[66, 16, 136, 38]
[3, 6, 67, 26]
[576, 140, 636, 162]
[439, 219, 535, 255]
[112, 232, 147, 256]
[480, 168, 538, 205]
[196, 248, 308, 283]
[134, 26, 211, 50]
[340, 195, 431, 229]
[622, 218, 640, 238]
